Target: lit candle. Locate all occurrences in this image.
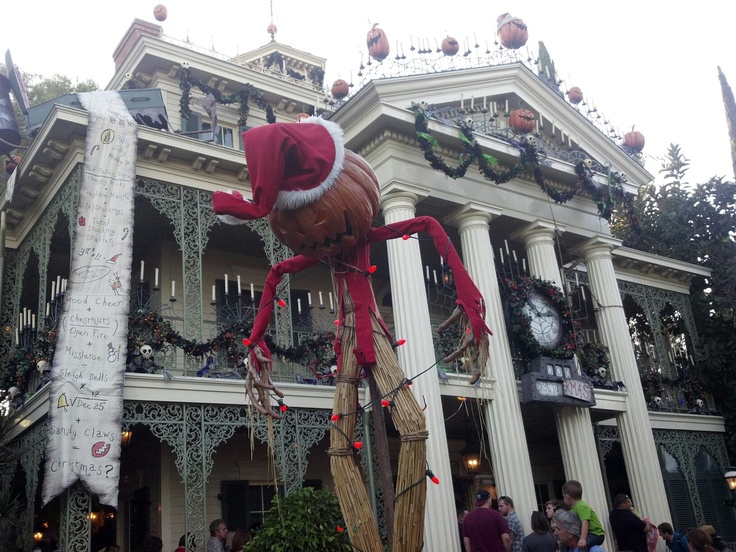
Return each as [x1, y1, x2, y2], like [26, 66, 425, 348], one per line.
[46, 302, 50, 316]
[171, 280, 175, 297]
[504, 240, 510, 255]
[426, 265, 430, 281]
[308, 292, 312, 306]
[492, 101, 497, 114]
[505, 99, 509, 113]
[212, 285, 216, 302]
[32, 314, 35, 328]
[535, 119, 539, 134]
[62, 279, 67, 293]
[57, 275, 61, 293]
[329, 292, 334, 311]
[18, 314, 22, 331]
[224, 274, 228, 294]
[433, 270, 438, 285]
[319, 291, 324, 307]
[499, 248, 504, 264]
[297, 298, 302, 314]
[237, 275, 242, 296]
[15, 327, 18, 345]
[140, 260, 144, 282]
[470, 95, 474, 110]
[51, 281, 56, 299]
[512, 250, 518, 263]
[522, 258, 527, 272]
[250, 283, 255, 301]
[483, 96, 487, 110]
[460, 93, 464, 110]
[23, 308, 27, 326]
[154, 268, 159, 288]
[581, 286, 586, 301]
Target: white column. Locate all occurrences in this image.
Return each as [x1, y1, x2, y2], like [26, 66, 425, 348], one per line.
[382, 191, 458, 552]
[517, 220, 564, 286]
[515, 221, 609, 537]
[577, 236, 671, 525]
[447, 204, 537, 526]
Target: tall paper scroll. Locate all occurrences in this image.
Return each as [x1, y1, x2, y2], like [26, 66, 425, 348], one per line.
[42, 91, 137, 507]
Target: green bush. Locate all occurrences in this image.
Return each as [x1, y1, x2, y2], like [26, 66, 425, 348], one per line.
[246, 487, 352, 551]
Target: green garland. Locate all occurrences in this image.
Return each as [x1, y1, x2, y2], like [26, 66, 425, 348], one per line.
[0, 326, 57, 391]
[504, 277, 580, 360]
[411, 103, 635, 222]
[179, 67, 276, 128]
[1, 309, 338, 394]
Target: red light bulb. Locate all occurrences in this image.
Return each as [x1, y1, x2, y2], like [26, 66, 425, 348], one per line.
[368, 265, 377, 274]
[431, 475, 440, 485]
[242, 338, 251, 346]
[381, 399, 390, 407]
[353, 441, 363, 449]
[402, 234, 409, 240]
[277, 298, 286, 307]
[337, 525, 344, 533]
[331, 414, 341, 421]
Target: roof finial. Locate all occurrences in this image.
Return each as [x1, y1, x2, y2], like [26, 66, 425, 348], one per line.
[267, 0, 278, 42]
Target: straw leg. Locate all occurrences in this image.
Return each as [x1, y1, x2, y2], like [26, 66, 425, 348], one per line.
[369, 321, 427, 552]
[328, 307, 383, 552]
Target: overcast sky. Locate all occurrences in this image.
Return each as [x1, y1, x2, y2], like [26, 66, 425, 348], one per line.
[4, 1, 735, 186]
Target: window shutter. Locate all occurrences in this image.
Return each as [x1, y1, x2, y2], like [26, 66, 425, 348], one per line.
[664, 479, 695, 530]
[185, 112, 201, 133]
[221, 480, 249, 530]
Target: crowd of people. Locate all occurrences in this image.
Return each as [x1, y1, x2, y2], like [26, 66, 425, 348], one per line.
[458, 479, 734, 552]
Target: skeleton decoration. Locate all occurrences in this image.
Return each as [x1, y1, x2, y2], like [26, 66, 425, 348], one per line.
[213, 116, 490, 552]
[126, 343, 167, 378]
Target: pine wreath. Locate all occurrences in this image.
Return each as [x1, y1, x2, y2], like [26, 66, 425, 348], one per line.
[504, 277, 580, 360]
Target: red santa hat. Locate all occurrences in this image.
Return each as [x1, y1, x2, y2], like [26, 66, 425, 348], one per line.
[213, 116, 345, 223]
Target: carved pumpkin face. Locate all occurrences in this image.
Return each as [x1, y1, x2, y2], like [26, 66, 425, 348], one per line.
[441, 36, 459, 56]
[367, 24, 390, 61]
[331, 79, 350, 99]
[509, 109, 536, 133]
[497, 13, 528, 50]
[268, 151, 380, 258]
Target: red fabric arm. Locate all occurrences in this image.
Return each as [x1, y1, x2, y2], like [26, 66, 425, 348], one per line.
[366, 216, 491, 345]
[248, 255, 320, 361]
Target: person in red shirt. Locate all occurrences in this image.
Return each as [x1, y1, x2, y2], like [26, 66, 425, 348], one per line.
[463, 490, 512, 552]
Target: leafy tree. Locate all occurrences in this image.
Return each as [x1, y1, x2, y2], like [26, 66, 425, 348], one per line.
[246, 487, 352, 551]
[24, 73, 98, 106]
[612, 145, 736, 456]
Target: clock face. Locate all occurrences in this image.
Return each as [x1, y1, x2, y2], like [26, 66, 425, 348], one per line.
[520, 291, 564, 349]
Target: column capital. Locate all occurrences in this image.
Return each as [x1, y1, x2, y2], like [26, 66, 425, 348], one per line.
[381, 181, 430, 206]
[444, 202, 502, 229]
[511, 219, 565, 245]
[571, 235, 623, 259]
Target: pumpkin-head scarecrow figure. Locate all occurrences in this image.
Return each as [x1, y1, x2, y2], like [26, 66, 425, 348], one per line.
[213, 117, 490, 552]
